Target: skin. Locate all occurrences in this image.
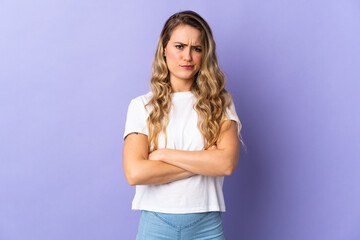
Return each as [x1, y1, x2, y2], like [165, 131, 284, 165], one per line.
[148, 120, 239, 177]
[164, 24, 203, 92]
[122, 24, 240, 185]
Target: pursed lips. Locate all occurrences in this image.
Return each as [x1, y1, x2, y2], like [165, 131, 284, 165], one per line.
[180, 65, 194, 69]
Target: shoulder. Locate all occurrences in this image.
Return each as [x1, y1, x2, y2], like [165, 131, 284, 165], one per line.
[222, 92, 236, 111]
[128, 91, 153, 113]
[130, 91, 153, 105]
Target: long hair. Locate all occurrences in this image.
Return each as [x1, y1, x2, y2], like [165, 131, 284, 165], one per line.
[146, 10, 245, 151]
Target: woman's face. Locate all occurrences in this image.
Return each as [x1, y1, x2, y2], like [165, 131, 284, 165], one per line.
[164, 25, 203, 90]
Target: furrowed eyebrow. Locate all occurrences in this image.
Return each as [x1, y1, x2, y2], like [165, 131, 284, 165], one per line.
[174, 42, 202, 48]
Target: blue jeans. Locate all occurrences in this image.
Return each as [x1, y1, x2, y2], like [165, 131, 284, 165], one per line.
[136, 210, 225, 240]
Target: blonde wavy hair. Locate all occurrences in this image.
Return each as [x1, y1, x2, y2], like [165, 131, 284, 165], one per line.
[145, 10, 245, 151]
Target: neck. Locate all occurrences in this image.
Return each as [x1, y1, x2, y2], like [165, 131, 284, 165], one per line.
[170, 78, 194, 93]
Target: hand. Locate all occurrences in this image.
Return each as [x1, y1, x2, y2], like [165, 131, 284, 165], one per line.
[148, 148, 167, 161]
[148, 145, 217, 161]
[207, 144, 218, 150]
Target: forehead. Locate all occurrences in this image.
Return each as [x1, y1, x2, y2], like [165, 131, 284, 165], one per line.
[169, 25, 202, 45]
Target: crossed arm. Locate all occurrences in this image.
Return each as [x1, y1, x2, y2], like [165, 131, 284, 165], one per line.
[122, 120, 240, 186]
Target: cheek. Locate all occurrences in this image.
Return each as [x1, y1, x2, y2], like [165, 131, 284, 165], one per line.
[166, 49, 180, 63]
[194, 54, 202, 65]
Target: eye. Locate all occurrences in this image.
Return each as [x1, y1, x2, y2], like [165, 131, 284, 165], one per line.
[175, 45, 183, 49]
[194, 47, 202, 52]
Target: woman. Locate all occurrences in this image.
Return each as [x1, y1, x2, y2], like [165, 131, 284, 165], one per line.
[123, 10, 244, 239]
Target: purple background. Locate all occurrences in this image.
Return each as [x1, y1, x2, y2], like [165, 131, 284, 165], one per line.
[1, 1, 359, 239]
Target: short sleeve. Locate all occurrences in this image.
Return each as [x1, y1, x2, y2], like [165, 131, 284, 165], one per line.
[123, 99, 149, 140]
[225, 101, 242, 133]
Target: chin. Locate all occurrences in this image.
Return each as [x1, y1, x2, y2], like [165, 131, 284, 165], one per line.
[179, 73, 196, 79]
[180, 76, 195, 81]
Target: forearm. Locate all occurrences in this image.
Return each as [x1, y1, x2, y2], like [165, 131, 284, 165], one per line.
[160, 149, 236, 177]
[129, 159, 196, 186]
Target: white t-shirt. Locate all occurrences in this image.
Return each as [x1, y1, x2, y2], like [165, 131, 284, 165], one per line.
[123, 91, 242, 213]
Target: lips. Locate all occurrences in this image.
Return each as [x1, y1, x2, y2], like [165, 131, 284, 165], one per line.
[180, 65, 194, 69]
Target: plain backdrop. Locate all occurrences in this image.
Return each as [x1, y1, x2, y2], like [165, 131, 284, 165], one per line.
[0, 0, 359, 239]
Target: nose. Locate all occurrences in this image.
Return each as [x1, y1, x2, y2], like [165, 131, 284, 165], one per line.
[183, 48, 192, 62]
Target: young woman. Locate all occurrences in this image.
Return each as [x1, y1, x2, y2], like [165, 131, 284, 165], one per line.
[122, 10, 244, 240]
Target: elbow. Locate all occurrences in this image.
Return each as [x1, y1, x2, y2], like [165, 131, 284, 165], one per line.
[223, 167, 235, 176]
[124, 158, 145, 186]
[223, 160, 238, 176]
[127, 178, 136, 186]
[125, 169, 139, 186]
[123, 157, 148, 186]
[125, 175, 136, 186]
